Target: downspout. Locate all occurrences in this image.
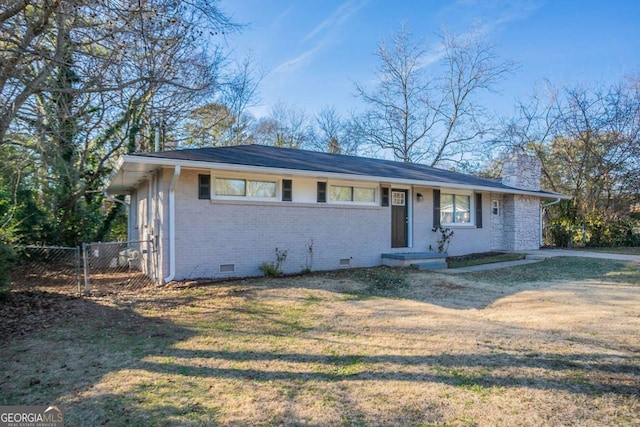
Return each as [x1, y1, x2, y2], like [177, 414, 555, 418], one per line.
[163, 165, 181, 283]
[540, 198, 561, 247]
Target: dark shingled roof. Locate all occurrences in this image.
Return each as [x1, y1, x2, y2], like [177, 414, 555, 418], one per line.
[129, 144, 559, 196]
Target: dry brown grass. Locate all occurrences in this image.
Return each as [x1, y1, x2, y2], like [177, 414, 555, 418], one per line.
[0, 258, 638, 426]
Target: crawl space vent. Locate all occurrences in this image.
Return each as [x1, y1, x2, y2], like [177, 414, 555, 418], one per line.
[219, 264, 235, 273]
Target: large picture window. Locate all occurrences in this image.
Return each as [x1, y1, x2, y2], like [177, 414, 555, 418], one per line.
[440, 193, 471, 224]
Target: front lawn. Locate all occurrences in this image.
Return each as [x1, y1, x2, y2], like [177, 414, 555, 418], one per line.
[1, 257, 638, 426]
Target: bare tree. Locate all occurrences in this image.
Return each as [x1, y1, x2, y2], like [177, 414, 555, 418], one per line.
[503, 76, 640, 241]
[0, 0, 238, 244]
[354, 24, 513, 165]
[354, 23, 433, 162]
[308, 106, 359, 154]
[253, 102, 309, 148]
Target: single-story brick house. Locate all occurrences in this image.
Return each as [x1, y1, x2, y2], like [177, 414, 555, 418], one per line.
[105, 144, 569, 283]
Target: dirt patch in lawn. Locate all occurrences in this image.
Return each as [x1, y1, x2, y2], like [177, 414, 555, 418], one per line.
[1, 258, 639, 426]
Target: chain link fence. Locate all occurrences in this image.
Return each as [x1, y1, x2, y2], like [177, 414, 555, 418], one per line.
[8, 241, 157, 296]
[82, 240, 156, 295]
[10, 246, 82, 293]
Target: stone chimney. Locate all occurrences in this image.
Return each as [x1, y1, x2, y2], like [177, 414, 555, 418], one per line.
[501, 151, 541, 191]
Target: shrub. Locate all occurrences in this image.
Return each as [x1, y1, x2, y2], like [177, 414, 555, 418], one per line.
[432, 226, 454, 253]
[259, 248, 288, 277]
[548, 216, 640, 248]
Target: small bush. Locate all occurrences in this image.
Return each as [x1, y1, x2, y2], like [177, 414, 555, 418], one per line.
[258, 262, 281, 277]
[259, 248, 288, 277]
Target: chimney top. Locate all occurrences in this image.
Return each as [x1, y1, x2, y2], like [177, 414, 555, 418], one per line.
[501, 151, 541, 191]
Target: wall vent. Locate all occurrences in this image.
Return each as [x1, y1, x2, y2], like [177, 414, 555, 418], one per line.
[219, 264, 235, 273]
[339, 258, 351, 267]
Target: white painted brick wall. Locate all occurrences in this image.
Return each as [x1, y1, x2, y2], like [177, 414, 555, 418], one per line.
[172, 169, 391, 280]
[133, 169, 530, 281]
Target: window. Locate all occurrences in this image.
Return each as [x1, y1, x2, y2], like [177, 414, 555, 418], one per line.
[330, 185, 376, 203]
[247, 180, 276, 197]
[492, 200, 500, 215]
[440, 193, 471, 224]
[331, 185, 352, 201]
[215, 178, 245, 196]
[392, 191, 406, 206]
[214, 178, 276, 198]
[354, 187, 375, 202]
[198, 174, 210, 199]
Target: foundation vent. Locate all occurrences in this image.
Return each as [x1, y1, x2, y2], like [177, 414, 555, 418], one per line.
[219, 264, 235, 273]
[339, 258, 351, 267]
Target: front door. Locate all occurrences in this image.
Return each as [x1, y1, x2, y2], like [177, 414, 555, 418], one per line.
[391, 190, 408, 248]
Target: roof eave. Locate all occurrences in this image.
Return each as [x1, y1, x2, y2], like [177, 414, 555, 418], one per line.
[106, 154, 571, 200]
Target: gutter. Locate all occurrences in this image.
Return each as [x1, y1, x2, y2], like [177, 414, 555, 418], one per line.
[163, 165, 181, 283]
[540, 197, 562, 247]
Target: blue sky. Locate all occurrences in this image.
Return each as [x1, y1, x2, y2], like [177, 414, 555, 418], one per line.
[218, 0, 640, 120]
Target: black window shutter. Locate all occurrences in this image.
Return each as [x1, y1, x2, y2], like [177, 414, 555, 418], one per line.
[381, 187, 389, 206]
[475, 193, 483, 228]
[198, 174, 210, 199]
[433, 189, 441, 228]
[282, 179, 292, 201]
[317, 182, 327, 203]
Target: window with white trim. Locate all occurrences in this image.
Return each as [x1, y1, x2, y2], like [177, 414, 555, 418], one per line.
[492, 200, 500, 215]
[214, 178, 276, 198]
[440, 193, 472, 224]
[392, 191, 406, 206]
[329, 185, 376, 203]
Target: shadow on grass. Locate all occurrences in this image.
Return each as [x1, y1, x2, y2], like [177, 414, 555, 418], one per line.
[2, 258, 639, 425]
[136, 348, 640, 396]
[0, 290, 204, 426]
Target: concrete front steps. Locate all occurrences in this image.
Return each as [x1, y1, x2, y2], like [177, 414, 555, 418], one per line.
[381, 252, 448, 271]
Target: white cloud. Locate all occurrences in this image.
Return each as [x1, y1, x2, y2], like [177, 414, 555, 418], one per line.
[272, 0, 369, 74]
[302, 0, 368, 44]
[272, 44, 324, 74]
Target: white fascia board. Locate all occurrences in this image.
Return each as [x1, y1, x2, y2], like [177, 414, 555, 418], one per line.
[104, 156, 126, 188]
[121, 155, 570, 200]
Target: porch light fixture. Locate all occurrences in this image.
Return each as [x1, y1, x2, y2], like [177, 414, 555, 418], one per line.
[416, 193, 424, 202]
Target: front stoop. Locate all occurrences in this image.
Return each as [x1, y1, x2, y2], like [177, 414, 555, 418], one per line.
[381, 252, 448, 270]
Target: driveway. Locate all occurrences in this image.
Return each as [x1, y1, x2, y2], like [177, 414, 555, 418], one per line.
[444, 248, 640, 274]
[525, 249, 640, 262]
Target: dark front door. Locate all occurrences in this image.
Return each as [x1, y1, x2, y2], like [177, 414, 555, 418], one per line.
[391, 189, 408, 248]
